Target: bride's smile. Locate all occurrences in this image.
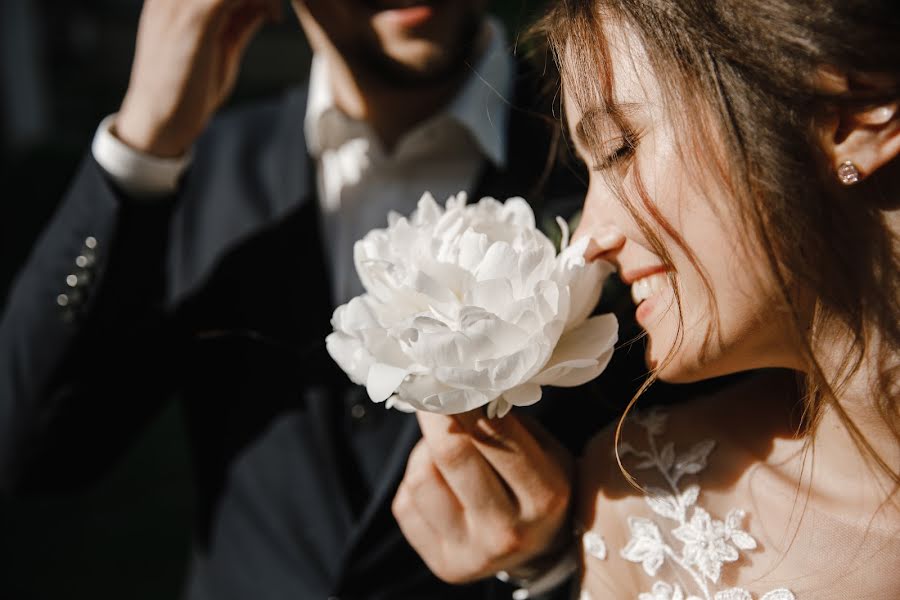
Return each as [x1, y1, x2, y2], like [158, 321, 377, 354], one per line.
[566, 22, 801, 384]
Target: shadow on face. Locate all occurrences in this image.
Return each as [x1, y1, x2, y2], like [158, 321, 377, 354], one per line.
[293, 0, 490, 88]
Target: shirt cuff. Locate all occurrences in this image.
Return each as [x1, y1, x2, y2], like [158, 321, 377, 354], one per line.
[91, 113, 192, 199]
[496, 548, 578, 599]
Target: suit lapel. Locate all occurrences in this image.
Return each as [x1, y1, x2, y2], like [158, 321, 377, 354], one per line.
[334, 412, 420, 577]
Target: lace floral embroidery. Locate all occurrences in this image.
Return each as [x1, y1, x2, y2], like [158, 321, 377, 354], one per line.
[600, 409, 796, 600]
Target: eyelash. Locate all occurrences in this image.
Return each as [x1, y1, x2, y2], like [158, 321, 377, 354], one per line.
[590, 130, 640, 171]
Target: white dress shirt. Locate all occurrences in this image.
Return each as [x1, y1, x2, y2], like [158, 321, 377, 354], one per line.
[304, 17, 511, 304]
[92, 17, 512, 307]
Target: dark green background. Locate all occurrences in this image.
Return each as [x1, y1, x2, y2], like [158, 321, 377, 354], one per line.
[0, 2, 550, 598]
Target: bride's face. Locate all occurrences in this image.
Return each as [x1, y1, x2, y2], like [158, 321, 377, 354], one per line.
[568, 22, 802, 382]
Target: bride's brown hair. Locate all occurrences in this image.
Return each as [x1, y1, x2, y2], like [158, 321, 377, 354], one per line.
[535, 0, 900, 486]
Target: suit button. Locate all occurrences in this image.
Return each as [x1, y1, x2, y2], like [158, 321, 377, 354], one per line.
[350, 403, 367, 420]
[75, 254, 94, 268]
[84, 236, 97, 250]
[57, 293, 70, 307]
[66, 271, 90, 287]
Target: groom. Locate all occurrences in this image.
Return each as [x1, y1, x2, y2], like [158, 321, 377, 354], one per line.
[0, 1, 616, 598]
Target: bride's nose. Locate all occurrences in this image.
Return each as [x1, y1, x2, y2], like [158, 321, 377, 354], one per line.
[572, 219, 626, 263]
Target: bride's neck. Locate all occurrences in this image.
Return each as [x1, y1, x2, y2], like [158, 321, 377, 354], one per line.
[800, 323, 899, 513]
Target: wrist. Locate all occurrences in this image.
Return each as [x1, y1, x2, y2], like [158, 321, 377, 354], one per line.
[92, 114, 193, 198]
[113, 109, 192, 159]
[508, 520, 573, 581]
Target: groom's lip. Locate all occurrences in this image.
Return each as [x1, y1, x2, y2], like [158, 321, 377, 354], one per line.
[360, 0, 441, 29]
[620, 265, 667, 285]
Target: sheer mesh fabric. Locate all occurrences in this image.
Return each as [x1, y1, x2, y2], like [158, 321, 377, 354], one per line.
[576, 376, 900, 600]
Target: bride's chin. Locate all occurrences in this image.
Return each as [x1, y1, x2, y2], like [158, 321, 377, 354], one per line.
[643, 336, 704, 384]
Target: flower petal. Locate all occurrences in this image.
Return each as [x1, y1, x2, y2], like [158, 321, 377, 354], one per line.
[366, 363, 409, 403]
[564, 259, 612, 331]
[421, 388, 492, 414]
[326, 332, 373, 385]
[466, 278, 516, 317]
[412, 191, 442, 226]
[531, 314, 618, 386]
[457, 228, 491, 271]
[385, 395, 417, 412]
[475, 241, 520, 281]
[503, 383, 542, 408]
[499, 197, 536, 228]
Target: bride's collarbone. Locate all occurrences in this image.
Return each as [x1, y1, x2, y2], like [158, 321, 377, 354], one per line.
[576, 377, 900, 599]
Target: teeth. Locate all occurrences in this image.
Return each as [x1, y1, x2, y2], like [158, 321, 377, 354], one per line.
[631, 272, 668, 305]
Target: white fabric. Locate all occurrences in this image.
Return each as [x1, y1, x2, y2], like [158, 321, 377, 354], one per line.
[91, 114, 192, 198]
[306, 17, 513, 305]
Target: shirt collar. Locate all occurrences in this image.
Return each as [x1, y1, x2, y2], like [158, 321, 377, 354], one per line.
[444, 18, 512, 168]
[304, 17, 513, 168]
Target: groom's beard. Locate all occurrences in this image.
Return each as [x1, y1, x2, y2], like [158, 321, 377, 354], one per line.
[342, 11, 482, 90]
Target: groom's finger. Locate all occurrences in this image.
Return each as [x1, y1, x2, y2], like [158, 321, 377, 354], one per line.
[453, 410, 570, 520]
[399, 441, 465, 539]
[416, 412, 515, 516]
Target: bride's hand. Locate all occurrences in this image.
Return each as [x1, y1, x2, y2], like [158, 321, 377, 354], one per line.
[393, 410, 573, 584]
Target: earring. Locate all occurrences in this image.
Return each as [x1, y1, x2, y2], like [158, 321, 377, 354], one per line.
[837, 160, 860, 185]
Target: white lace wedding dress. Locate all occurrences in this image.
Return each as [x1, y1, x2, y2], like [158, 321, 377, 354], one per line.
[575, 404, 900, 600]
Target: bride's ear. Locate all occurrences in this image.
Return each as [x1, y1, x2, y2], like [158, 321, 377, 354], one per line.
[816, 70, 900, 182]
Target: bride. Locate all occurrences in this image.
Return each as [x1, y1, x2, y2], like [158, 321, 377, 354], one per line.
[548, 0, 900, 597]
[393, 0, 899, 598]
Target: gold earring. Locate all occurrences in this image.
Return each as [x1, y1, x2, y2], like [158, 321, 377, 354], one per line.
[837, 160, 860, 185]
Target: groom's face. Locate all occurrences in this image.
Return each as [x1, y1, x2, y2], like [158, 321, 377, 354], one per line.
[293, 0, 489, 87]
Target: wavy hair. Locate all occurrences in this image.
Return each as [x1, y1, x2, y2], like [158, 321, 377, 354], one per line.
[534, 0, 900, 487]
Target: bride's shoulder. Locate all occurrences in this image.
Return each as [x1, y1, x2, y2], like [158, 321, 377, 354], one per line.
[575, 372, 804, 599]
[580, 371, 783, 499]
[575, 371, 900, 599]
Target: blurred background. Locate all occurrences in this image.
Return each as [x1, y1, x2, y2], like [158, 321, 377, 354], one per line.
[0, 1, 548, 598]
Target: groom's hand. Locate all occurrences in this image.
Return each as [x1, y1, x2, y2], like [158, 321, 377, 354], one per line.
[393, 410, 574, 584]
[115, 0, 282, 158]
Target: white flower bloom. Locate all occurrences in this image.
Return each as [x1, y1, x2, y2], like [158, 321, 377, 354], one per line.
[326, 192, 618, 416]
[583, 530, 608, 560]
[672, 507, 740, 582]
[621, 516, 667, 576]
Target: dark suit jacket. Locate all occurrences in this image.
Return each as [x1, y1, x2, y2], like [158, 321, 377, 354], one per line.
[0, 65, 622, 599]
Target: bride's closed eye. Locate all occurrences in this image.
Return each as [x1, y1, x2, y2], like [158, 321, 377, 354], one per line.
[590, 129, 641, 171]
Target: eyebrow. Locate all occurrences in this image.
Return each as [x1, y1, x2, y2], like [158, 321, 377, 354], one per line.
[573, 102, 643, 147]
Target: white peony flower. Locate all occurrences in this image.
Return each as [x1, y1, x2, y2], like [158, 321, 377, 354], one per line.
[326, 191, 618, 417]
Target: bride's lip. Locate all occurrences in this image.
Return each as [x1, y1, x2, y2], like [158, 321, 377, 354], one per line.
[620, 265, 668, 285]
[635, 293, 661, 324]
